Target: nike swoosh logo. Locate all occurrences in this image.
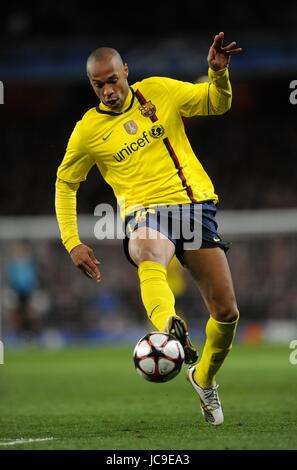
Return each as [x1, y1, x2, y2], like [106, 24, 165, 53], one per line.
[213, 236, 221, 242]
[102, 131, 113, 141]
[149, 305, 160, 319]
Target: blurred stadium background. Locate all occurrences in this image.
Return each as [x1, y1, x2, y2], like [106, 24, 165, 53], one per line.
[1, 2, 297, 349]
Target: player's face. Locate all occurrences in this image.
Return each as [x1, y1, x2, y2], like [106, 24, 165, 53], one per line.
[88, 57, 129, 111]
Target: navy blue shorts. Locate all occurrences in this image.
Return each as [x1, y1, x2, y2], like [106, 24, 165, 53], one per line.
[123, 201, 230, 268]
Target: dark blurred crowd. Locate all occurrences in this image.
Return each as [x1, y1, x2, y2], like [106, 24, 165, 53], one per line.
[2, 3, 297, 38]
[2, 235, 297, 341]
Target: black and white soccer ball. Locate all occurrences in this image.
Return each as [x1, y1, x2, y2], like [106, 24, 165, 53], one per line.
[133, 332, 185, 383]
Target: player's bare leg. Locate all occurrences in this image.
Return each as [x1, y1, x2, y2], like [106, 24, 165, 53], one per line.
[184, 247, 239, 425]
[129, 227, 198, 364]
[128, 227, 175, 268]
[184, 247, 239, 323]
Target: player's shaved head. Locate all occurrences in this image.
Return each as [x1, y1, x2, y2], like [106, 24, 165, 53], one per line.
[87, 46, 129, 111]
[86, 47, 124, 75]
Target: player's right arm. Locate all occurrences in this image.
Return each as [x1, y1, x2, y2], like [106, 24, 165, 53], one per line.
[55, 121, 101, 283]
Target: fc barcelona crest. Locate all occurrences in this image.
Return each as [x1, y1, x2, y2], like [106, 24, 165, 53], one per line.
[139, 101, 156, 118]
[124, 120, 138, 135]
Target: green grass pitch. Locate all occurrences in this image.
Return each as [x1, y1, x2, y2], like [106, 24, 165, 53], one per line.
[0, 343, 297, 450]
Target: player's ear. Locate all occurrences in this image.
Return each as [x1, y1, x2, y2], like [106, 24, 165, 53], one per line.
[123, 63, 129, 78]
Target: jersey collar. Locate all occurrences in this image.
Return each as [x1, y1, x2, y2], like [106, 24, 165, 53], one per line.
[96, 87, 135, 116]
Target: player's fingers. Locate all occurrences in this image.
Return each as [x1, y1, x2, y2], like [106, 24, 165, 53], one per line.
[88, 249, 100, 265]
[221, 41, 237, 51]
[213, 32, 224, 50]
[210, 35, 218, 51]
[86, 261, 101, 282]
[85, 268, 101, 282]
[82, 269, 93, 279]
[225, 48, 242, 55]
[79, 260, 101, 282]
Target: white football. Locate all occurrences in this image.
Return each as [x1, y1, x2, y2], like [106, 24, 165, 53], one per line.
[133, 332, 185, 383]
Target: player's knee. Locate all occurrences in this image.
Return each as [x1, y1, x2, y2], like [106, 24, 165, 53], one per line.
[135, 247, 164, 265]
[212, 301, 239, 323]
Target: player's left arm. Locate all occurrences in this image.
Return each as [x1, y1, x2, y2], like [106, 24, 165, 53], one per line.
[158, 33, 241, 118]
[207, 31, 242, 115]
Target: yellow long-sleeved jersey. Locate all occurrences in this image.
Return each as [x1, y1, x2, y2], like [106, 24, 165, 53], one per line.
[55, 67, 232, 252]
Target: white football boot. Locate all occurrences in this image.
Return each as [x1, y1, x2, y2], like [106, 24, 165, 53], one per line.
[187, 366, 224, 426]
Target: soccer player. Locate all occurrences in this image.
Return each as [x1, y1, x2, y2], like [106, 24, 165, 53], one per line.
[55, 32, 242, 426]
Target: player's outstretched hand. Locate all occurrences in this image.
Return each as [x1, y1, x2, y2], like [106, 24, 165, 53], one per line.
[70, 243, 101, 283]
[207, 32, 242, 71]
